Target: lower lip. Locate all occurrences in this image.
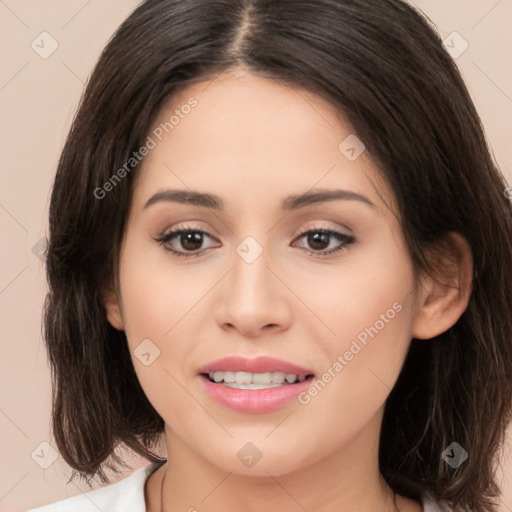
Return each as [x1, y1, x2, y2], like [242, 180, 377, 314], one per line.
[199, 375, 315, 413]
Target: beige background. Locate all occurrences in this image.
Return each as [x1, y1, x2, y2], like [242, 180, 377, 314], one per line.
[0, 1, 511, 510]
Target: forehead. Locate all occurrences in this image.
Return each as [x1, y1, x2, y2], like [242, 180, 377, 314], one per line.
[132, 70, 392, 213]
[151, 69, 351, 156]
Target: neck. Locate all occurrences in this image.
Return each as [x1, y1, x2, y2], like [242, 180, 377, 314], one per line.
[146, 408, 420, 512]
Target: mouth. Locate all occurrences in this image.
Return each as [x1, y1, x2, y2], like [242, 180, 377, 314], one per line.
[201, 371, 315, 390]
[197, 357, 316, 413]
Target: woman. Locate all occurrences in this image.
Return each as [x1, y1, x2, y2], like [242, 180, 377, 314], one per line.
[29, 0, 512, 510]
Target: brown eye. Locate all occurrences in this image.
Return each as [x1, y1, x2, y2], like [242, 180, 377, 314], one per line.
[292, 229, 355, 256]
[154, 228, 219, 259]
[176, 231, 204, 251]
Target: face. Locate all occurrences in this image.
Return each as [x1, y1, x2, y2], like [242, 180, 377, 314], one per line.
[106, 69, 425, 477]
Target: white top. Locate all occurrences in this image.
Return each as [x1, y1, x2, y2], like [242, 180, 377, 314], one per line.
[27, 462, 453, 511]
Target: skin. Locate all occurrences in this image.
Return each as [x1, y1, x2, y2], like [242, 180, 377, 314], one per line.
[104, 68, 473, 512]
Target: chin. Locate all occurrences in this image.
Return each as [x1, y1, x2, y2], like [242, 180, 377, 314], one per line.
[195, 436, 319, 478]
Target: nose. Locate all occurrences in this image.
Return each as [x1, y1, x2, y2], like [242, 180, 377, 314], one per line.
[214, 243, 292, 338]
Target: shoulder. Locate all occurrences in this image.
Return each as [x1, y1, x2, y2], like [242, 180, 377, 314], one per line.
[27, 462, 162, 512]
[28, 472, 454, 512]
[422, 493, 454, 512]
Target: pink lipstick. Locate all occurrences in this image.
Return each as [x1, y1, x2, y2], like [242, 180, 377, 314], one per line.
[198, 356, 315, 413]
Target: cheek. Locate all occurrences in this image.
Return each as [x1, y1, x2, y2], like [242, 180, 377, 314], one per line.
[295, 236, 416, 406]
[116, 242, 200, 397]
[292, 291, 415, 465]
[301, 233, 415, 347]
[118, 240, 210, 344]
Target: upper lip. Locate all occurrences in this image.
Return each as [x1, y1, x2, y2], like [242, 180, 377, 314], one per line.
[198, 356, 315, 377]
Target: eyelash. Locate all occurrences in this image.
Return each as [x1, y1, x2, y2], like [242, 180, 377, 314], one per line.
[154, 225, 356, 259]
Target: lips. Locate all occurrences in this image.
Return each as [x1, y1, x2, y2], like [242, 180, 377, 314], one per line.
[197, 356, 316, 413]
[198, 355, 315, 377]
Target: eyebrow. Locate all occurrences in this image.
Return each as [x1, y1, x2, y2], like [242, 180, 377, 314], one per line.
[143, 188, 377, 211]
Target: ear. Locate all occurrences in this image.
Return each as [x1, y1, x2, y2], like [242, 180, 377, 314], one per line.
[102, 281, 125, 331]
[412, 232, 473, 340]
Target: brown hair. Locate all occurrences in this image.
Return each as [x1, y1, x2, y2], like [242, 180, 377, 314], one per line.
[43, 1, 512, 510]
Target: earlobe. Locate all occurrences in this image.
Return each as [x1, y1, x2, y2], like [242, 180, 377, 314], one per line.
[102, 283, 125, 331]
[412, 232, 473, 340]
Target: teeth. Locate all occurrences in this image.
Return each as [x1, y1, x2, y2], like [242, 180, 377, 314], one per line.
[207, 371, 307, 388]
[213, 371, 224, 383]
[271, 372, 285, 384]
[222, 371, 236, 383]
